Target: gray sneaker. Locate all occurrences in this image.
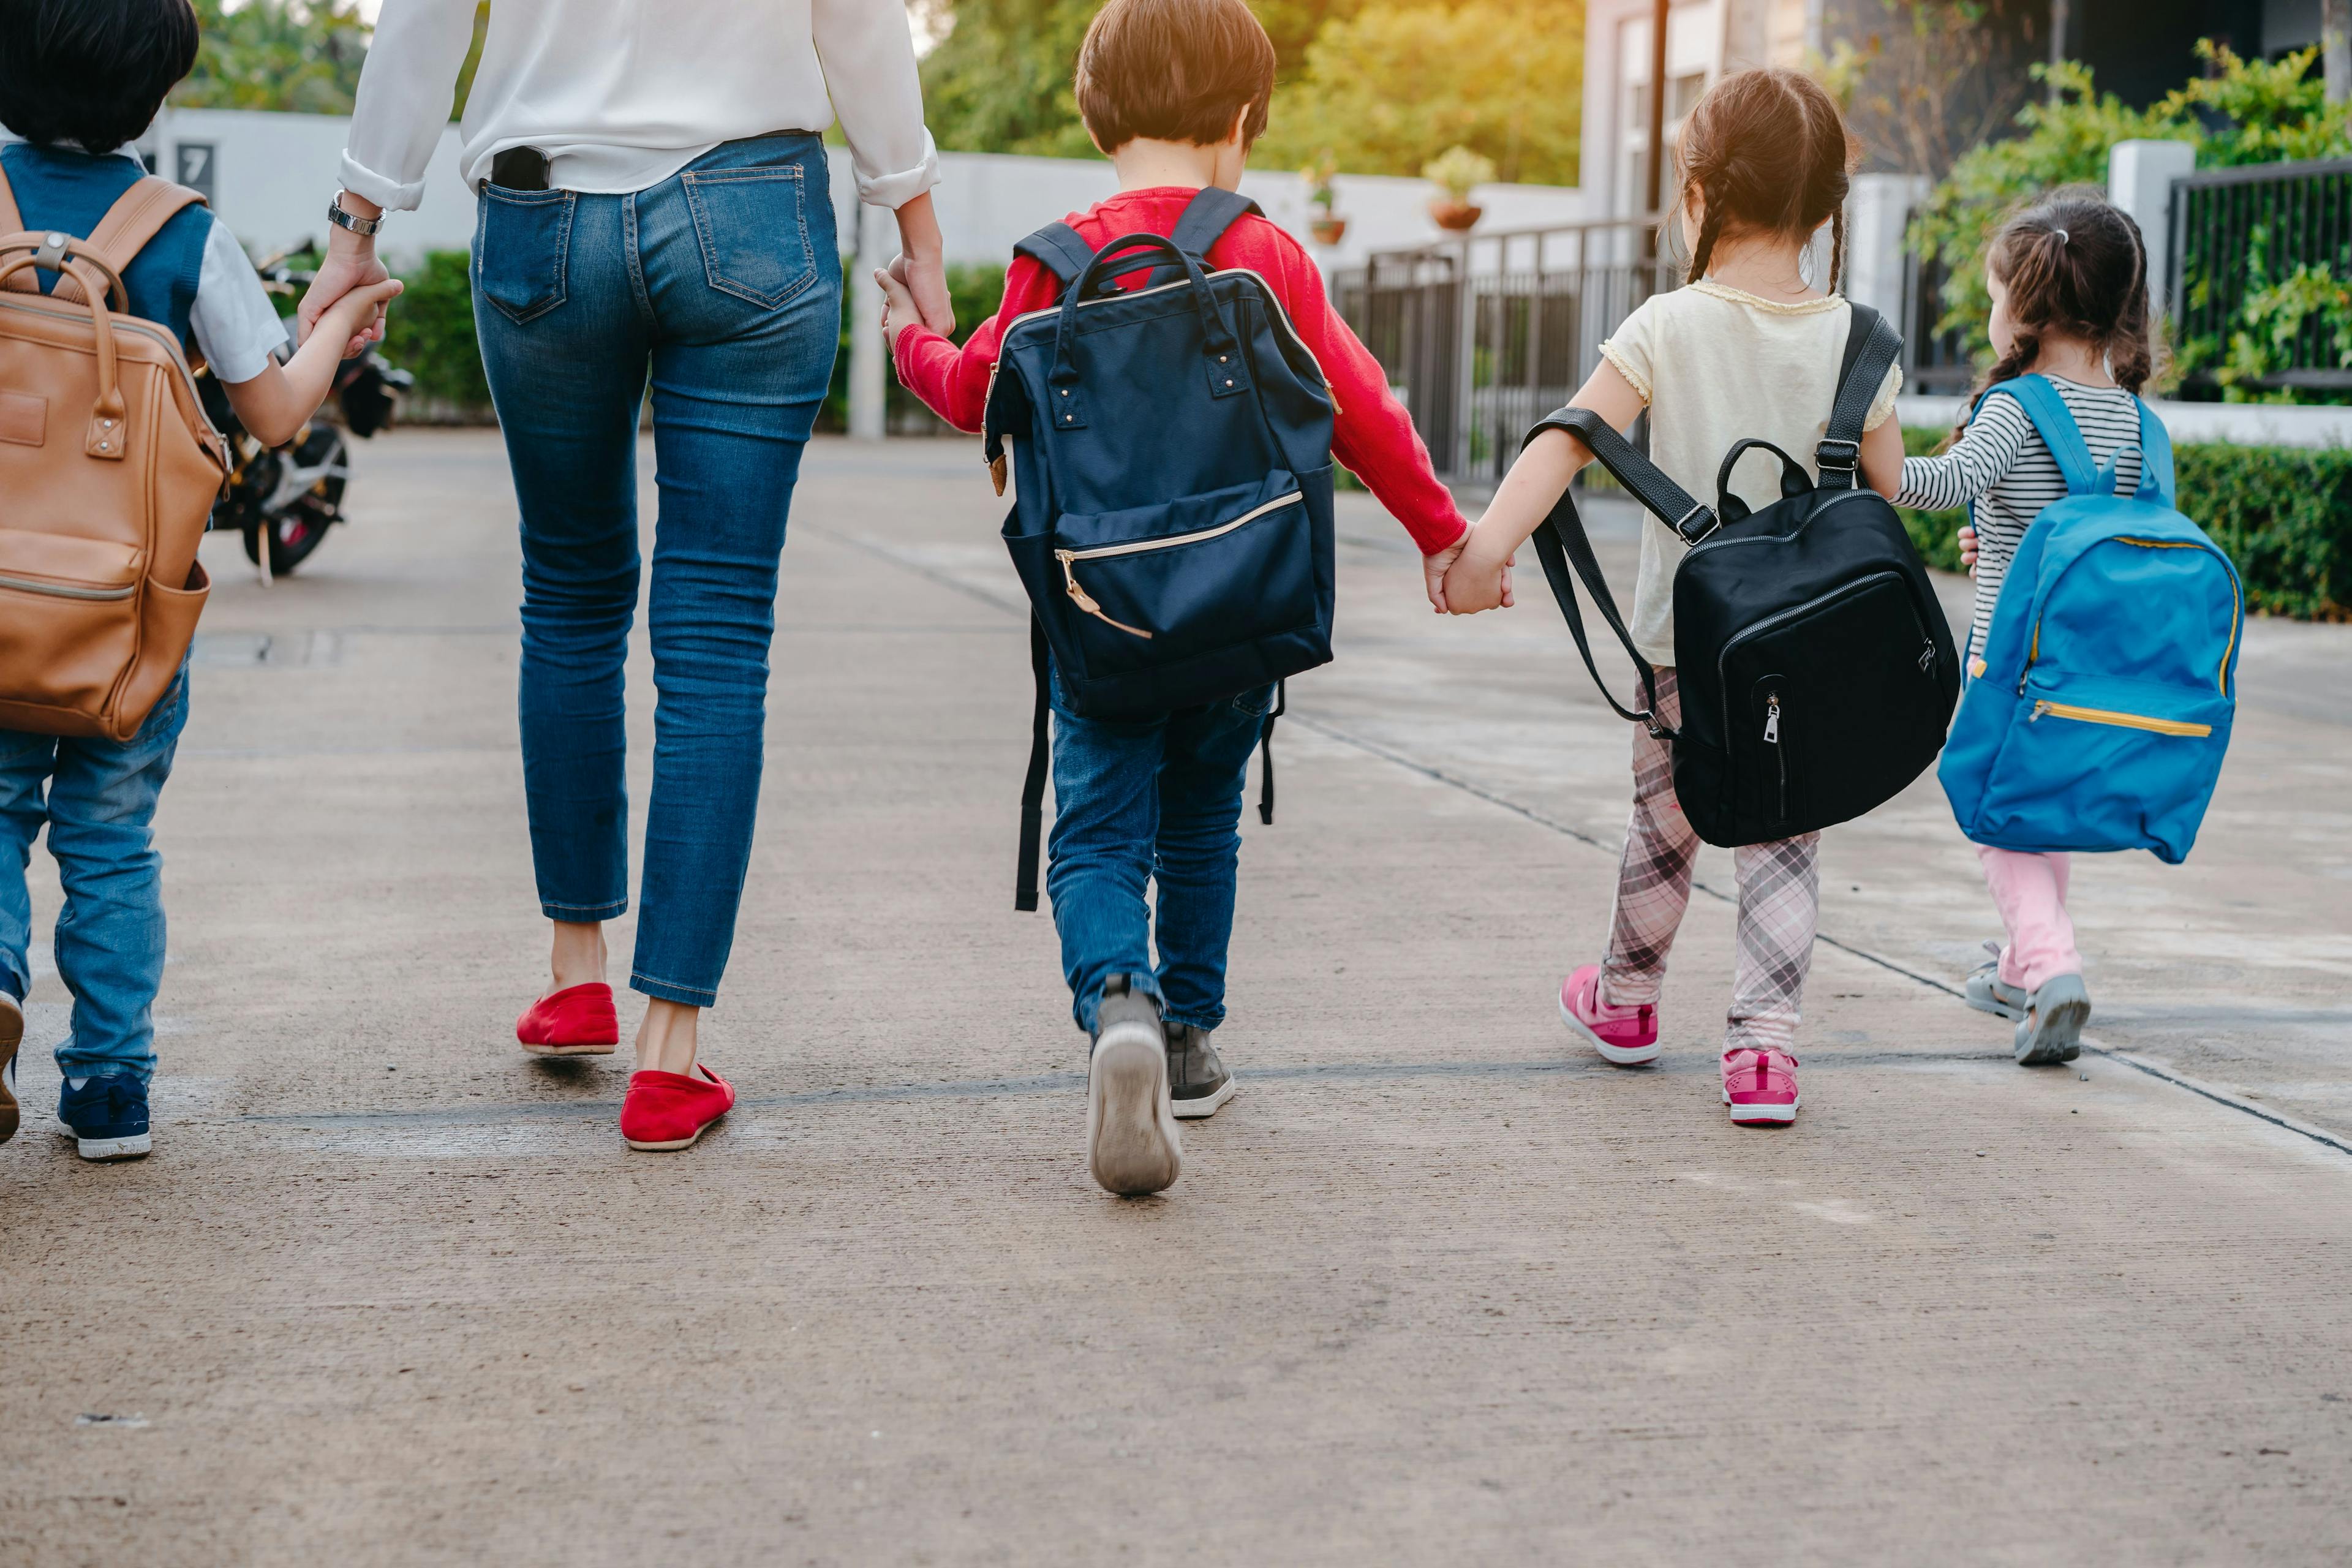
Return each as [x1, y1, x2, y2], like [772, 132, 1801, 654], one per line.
[1166, 1023, 1237, 1120]
[2015, 973, 2091, 1065]
[1086, 975, 1181, 1195]
[1964, 941, 2027, 1021]
[0, 990, 20, 1144]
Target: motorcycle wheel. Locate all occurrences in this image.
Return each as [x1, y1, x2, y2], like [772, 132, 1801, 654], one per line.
[241, 426, 348, 576]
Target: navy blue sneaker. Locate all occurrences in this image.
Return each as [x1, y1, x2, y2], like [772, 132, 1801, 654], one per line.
[57, 1074, 151, 1161]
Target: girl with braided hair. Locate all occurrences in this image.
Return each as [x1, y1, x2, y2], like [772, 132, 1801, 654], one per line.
[1444, 67, 1904, 1125]
[1895, 189, 2163, 1063]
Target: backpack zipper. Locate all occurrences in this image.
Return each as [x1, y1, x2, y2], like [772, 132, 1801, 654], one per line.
[0, 571, 137, 601]
[1054, 490, 1304, 638]
[2029, 700, 2211, 738]
[1763, 692, 1786, 821]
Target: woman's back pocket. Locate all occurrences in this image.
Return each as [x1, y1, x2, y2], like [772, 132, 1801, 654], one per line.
[681, 166, 816, 309]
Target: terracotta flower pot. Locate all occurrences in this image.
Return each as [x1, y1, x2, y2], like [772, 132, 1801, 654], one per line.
[1310, 215, 1349, 246]
[1429, 199, 1483, 232]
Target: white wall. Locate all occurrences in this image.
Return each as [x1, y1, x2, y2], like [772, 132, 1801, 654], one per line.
[153, 107, 1585, 270]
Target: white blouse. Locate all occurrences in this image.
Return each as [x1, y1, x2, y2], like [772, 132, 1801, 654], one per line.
[340, 0, 940, 212]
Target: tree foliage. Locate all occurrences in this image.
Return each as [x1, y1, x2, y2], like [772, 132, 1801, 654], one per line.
[921, 0, 1579, 184]
[1910, 47, 2352, 380]
[1254, 0, 1579, 186]
[172, 0, 371, 115]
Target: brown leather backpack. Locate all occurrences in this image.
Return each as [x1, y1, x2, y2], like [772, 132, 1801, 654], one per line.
[0, 168, 230, 742]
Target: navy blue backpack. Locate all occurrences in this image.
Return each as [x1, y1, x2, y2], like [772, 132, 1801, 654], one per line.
[982, 189, 1338, 908]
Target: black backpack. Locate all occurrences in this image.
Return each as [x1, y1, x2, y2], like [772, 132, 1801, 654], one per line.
[1525, 303, 1960, 848]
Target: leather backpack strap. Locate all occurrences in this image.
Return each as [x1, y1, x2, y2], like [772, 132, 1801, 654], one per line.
[49, 176, 206, 306]
[1815, 301, 1902, 490]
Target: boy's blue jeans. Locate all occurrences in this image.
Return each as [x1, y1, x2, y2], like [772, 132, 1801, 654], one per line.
[470, 132, 840, 1006]
[1046, 669, 1275, 1037]
[0, 663, 189, 1084]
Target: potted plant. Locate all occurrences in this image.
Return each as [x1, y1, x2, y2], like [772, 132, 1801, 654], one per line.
[1423, 146, 1495, 232]
[1302, 151, 1348, 246]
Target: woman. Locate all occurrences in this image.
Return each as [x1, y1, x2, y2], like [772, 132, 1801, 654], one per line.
[303, 0, 952, 1150]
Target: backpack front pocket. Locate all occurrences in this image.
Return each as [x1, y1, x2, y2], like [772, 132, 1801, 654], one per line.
[1979, 671, 2233, 859]
[1051, 472, 1316, 678]
[0, 527, 142, 715]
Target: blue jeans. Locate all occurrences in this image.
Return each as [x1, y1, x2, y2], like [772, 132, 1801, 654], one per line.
[472, 133, 842, 1006]
[0, 663, 189, 1083]
[1046, 669, 1275, 1036]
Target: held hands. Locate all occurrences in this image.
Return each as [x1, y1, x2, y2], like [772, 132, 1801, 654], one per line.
[298, 205, 392, 361]
[1958, 524, 1980, 573]
[1436, 524, 1518, 614]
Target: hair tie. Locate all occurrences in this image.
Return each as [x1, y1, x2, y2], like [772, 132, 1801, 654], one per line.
[2052, 228, 2069, 245]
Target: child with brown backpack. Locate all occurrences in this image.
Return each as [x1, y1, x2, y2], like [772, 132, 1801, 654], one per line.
[0, 0, 399, 1159]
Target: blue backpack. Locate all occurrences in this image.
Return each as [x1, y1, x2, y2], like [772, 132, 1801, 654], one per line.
[983, 189, 1337, 908]
[1937, 376, 2241, 864]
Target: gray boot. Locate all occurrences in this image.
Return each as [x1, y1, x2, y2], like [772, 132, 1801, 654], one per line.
[2015, 973, 2091, 1065]
[1086, 975, 1180, 1195]
[1166, 1023, 1237, 1120]
[1965, 941, 2027, 1021]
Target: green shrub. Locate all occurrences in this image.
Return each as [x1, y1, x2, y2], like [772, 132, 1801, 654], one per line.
[1899, 426, 2352, 620]
[2177, 442, 2352, 619]
[386, 250, 492, 415]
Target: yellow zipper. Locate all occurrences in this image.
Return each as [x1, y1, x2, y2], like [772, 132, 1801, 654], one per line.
[1053, 491, 1303, 639]
[2030, 701, 2211, 737]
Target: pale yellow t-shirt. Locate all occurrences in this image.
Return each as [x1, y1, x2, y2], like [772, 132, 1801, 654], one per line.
[1597, 281, 1903, 665]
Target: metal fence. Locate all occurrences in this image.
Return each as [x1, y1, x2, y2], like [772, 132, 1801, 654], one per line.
[1335, 222, 1669, 486]
[2170, 156, 2352, 391]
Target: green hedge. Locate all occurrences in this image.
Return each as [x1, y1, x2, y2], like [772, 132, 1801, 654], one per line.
[1899, 426, 2352, 620]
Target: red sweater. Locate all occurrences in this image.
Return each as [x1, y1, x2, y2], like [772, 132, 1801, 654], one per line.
[892, 186, 1468, 556]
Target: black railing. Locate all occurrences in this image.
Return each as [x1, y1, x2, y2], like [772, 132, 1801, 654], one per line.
[1336, 221, 1669, 486]
[1903, 242, 1976, 397]
[2170, 156, 2352, 391]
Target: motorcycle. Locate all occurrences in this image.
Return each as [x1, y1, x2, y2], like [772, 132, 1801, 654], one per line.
[197, 249, 413, 581]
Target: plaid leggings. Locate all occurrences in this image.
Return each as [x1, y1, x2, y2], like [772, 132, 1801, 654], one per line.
[1597, 667, 1820, 1054]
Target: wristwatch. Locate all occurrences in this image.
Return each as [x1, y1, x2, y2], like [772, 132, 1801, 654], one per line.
[326, 195, 383, 238]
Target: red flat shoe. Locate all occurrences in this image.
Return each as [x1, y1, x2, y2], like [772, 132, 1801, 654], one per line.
[621, 1063, 734, 1151]
[516, 982, 620, 1057]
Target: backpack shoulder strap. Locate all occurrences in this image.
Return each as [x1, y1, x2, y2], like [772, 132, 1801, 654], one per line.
[2132, 397, 2176, 508]
[1013, 222, 1095, 289]
[1169, 187, 1262, 260]
[1816, 301, 1901, 490]
[49, 176, 206, 307]
[1983, 375, 2097, 496]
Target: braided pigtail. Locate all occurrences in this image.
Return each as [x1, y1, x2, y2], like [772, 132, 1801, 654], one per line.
[1687, 175, 1728, 282]
[1828, 206, 1846, 296]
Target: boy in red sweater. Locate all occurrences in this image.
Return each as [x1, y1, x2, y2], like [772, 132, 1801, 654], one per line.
[877, 0, 1473, 1196]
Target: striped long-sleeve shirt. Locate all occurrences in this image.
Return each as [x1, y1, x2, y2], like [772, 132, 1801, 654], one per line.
[1896, 376, 2146, 662]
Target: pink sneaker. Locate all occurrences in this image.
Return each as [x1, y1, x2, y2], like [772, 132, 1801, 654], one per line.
[1722, 1046, 1800, 1125]
[1558, 964, 1659, 1065]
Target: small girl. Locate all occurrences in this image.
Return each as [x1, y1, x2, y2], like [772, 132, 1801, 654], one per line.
[1894, 190, 2158, 1061]
[1444, 69, 1904, 1125]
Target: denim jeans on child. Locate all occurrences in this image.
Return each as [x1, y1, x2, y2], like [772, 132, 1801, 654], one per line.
[470, 132, 842, 1006]
[0, 662, 189, 1083]
[1046, 668, 1275, 1036]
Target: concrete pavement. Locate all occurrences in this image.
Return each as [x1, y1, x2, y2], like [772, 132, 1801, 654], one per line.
[4, 431, 2350, 1565]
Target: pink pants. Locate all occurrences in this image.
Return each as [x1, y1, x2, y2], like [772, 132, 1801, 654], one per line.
[1976, 845, 2082, 992]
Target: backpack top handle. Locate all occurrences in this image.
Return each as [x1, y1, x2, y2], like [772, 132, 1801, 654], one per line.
[1044, 233, 1248, 429]
[0, 249, 135, 459]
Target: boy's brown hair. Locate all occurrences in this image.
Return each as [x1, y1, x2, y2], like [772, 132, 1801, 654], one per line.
[1676, 67, 1857, 293]
[1076, 0, 1275, 153]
